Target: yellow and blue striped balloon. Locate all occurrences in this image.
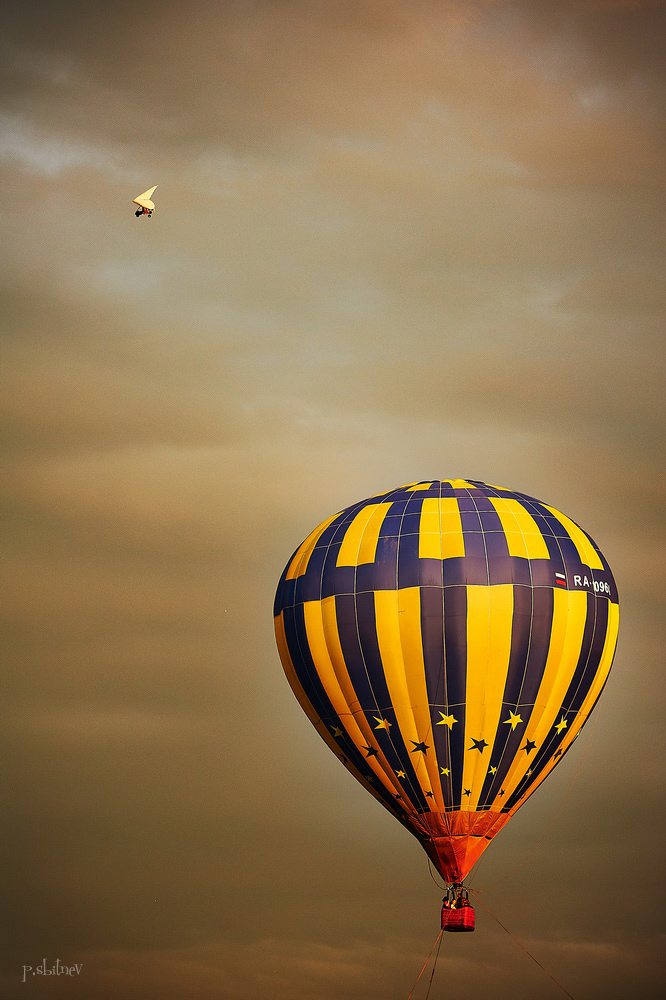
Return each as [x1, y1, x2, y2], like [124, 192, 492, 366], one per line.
[274, 480, 619, 883]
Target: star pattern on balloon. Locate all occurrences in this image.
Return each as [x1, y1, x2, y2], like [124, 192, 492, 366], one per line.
[330, 726, 344, 738]
[362, 745, 378, 757]
[436, 713, 457, 728]
[555, 717, 568, 734]
[411, 741, 430, 754]
[489, 765, 497, 775]
[462, 788, 471, 797]
[521, 739, 537, 754]
[396, 770, 406, 779]
[440, 766, 450, 776]
[374, 717, 392, 730]
[503, 711, 523, 730]
[470, 738, 488, 752]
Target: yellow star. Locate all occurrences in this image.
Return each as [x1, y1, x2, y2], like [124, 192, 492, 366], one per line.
[330, 726, 344, 738]
[503, 711, 523, 730]
[440, 767, 450, 776]
[373, 716, 392, 730]
[436, 712, 458, 728]
[396, 770, 406, 779]
[555, 717, 568, 734]
[527, 769, 533, 776]
[489, 766, 497, 775]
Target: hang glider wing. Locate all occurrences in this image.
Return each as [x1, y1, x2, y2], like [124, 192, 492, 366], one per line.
[132, 185, 158, 211]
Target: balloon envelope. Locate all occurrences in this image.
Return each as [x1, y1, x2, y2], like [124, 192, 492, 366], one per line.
[274, 480, 619, 882]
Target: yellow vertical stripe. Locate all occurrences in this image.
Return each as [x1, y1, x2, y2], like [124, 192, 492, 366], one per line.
[304, 599, 361, 725]
[319, 598, 362, 718]
[462, 586, 514, 808]
[396, 587, 446, 809]
[490, 498, 550, 560]
[275, 612, 323, 728]
[276, 612, 403, 820]
[419, 498, 465, 559]
[374, 588, 442, 808]
[545, 505, 604, 569]
[304, 599, 405, 802]
[336, 503, 392, 566]
[508, 600, 619, 815]
[286, 512, 339, 580]
[493, 588, 588, 804]
[569, 601, 619, 725]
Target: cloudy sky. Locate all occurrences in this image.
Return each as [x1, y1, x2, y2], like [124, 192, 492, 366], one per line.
[1, 1, 664, 997]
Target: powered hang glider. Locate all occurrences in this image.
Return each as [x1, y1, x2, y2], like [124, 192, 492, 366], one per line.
[274, 479, 619, 932]
[133, 185, 158, 217]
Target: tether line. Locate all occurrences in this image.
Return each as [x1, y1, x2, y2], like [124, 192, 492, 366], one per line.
[406, 928, 443, 999]
[423, 928, 443, 1000]
[470, 891, 576, 999]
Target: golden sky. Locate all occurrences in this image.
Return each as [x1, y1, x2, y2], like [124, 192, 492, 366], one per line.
[1, 2, 665, 997]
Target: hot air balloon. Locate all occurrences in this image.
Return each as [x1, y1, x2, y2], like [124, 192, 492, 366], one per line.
[273, 479, 619, 928]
